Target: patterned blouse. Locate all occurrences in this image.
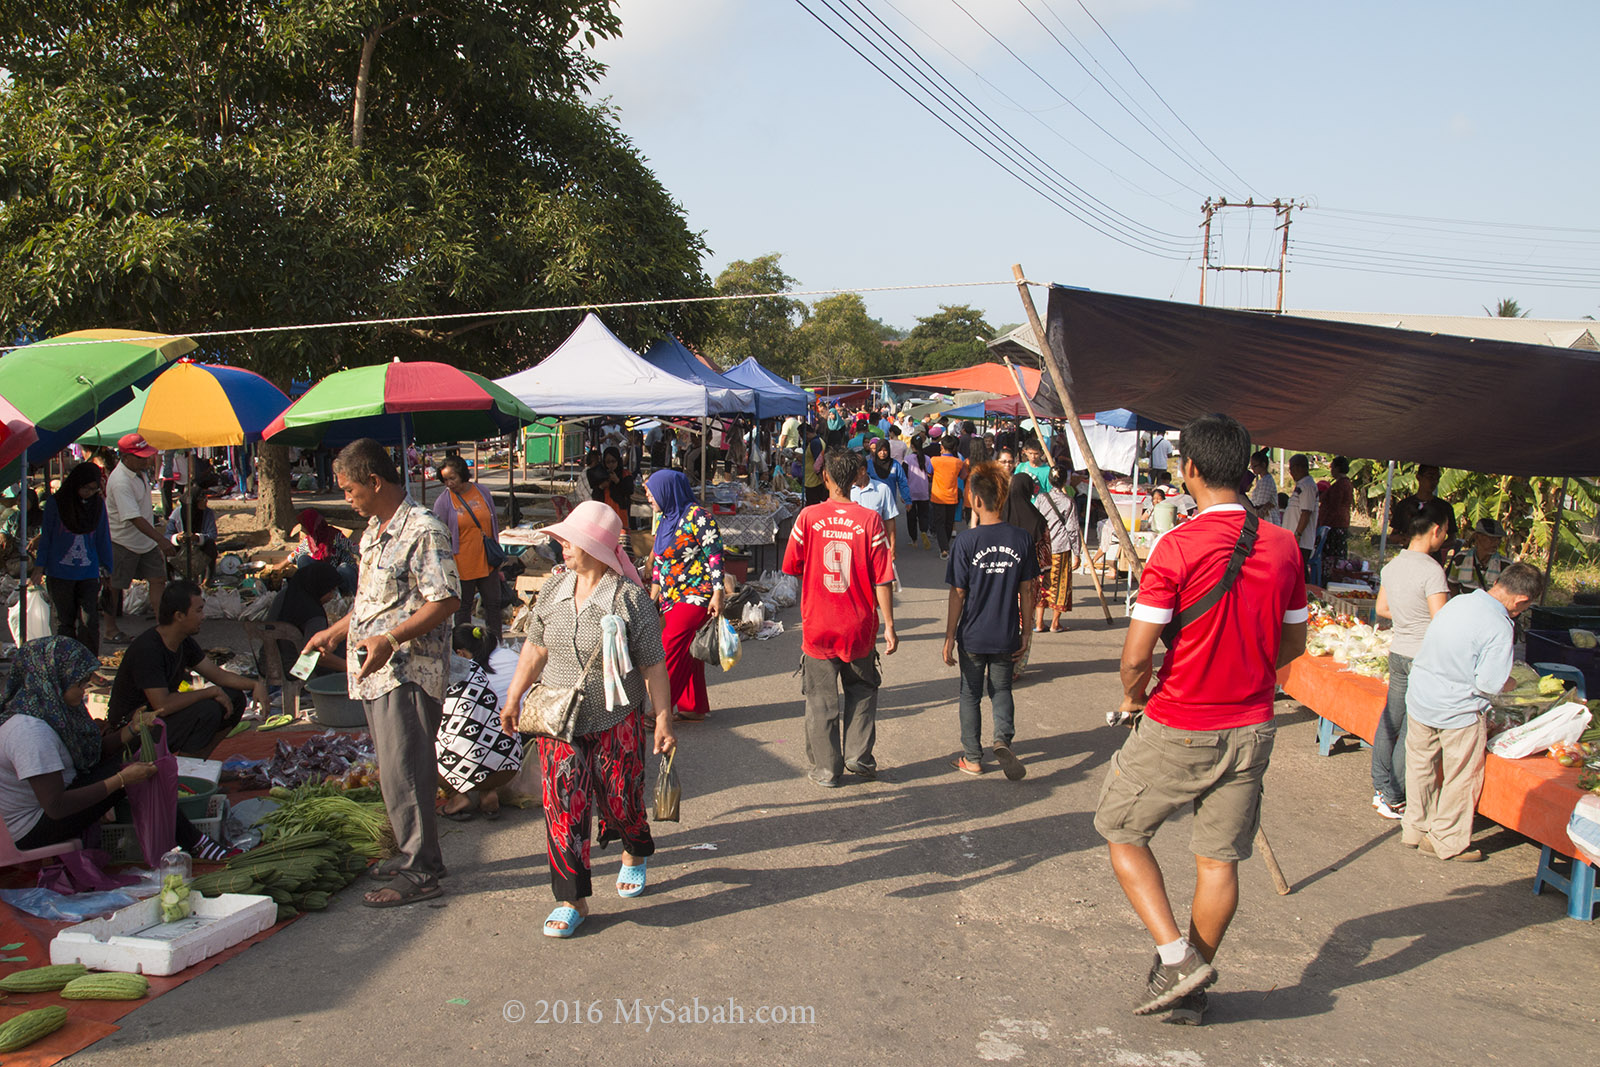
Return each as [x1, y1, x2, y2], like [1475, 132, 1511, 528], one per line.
[650, 505, 725, 607]
[347, 499, 462, 703]
[528, 568, 666, 736]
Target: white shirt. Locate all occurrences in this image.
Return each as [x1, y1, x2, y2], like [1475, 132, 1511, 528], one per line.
[106, 463, 157, 553]
[0, 716, 77, 840]
[1150, 436, 1172, 473]
[1281, 474, 1320, 550]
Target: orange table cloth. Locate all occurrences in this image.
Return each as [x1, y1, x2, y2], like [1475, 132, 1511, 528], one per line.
[1282, 653, 1587, 860]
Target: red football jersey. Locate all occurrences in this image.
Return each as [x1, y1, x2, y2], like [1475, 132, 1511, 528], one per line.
[782, 501, 893, 661]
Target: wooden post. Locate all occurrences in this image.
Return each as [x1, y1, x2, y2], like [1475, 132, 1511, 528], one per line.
[1004, 357, 1113, 625]
[1012, 264, 1142, 582]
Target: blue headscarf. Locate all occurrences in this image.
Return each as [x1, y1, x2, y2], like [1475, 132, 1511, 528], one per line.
[0, 636, 104, 773]
[647, 469, 699, 558]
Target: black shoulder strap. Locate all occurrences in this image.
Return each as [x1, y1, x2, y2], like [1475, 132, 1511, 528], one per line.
[1161, 509, 1259, 649]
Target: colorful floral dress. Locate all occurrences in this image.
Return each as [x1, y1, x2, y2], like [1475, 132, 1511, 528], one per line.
[650, 505, 724, 607]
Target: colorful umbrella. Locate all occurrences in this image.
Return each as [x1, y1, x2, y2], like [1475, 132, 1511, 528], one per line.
[80, 360, 291, 449]
[262, 360, 537, 448]
[0, 395, 39, 472]
[0, 329, 195, 453]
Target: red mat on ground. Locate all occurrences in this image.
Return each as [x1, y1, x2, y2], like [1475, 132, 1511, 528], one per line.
[1283, 652, 1587, 859]
[0, 721, 352, 1064]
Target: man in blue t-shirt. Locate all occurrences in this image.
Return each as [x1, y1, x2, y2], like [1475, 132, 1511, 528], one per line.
[942, 462, 1037, 780]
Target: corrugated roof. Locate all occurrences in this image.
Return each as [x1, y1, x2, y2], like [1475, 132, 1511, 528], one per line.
[1286, 309, 1600, 349]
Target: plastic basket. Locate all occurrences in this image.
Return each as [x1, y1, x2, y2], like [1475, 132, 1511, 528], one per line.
[1326, 594, 1377, 625]
[99, 794, 229, 865]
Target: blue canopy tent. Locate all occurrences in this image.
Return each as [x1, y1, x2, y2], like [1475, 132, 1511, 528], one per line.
[1095, 408, 1175, 433]
[723, 357, 811, 419]
[640, 336, 756, 415]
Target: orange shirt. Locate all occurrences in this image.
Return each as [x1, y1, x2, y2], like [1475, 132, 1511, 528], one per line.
[930, 455, 966, 505]
[450, 486, 494, 580]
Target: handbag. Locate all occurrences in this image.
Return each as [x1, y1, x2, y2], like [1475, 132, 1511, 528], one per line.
[516, 641, 604, 742]
[452, 487, 507, 568]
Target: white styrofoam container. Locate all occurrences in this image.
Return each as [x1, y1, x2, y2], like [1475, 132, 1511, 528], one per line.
[50, 892, 276, 976]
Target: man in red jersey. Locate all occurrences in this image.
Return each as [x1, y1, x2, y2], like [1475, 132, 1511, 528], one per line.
[1094, 414, 1307, 1025]
[782, 449, 898, 787]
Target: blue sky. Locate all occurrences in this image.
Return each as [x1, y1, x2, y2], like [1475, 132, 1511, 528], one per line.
[590, 0, 1599, 331]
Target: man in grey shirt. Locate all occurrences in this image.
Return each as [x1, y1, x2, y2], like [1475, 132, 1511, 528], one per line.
[1372, 499, 1452, 820]
[1402, 562, 1543, 862]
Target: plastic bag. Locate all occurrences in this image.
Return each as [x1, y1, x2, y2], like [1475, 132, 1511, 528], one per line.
[7, 585, 53, 644]
[653, 749, 680, 822]
[122, 579, 150, 617]
[718, 616, 741, 672]
[1487, 701, 1593, 760]
[0, 887, 139, 922]
[769, 574, 799, 608]
[125, 719, 179, 865]
[740, 600, 766, 629]
[690, 618, 719, 664]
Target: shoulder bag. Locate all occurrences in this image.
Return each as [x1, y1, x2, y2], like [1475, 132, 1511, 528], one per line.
[1160, 508, 1260, 649]
[515, 581, 620, 741]
[452, 487, 507, 568]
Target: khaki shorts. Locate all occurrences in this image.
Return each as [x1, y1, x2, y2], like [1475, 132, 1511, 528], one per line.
[111, 545, 166, 589]
[1093, 715, 1276, 862]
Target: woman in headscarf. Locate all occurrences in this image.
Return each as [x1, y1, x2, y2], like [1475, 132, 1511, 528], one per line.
[585, 447, 635, 530]
[32, 462, 115, 654]
[0, 637, 234, 858]
[1001, 472, 1050, 673]
[293, 507, 359, 594]
[500, 501, 676, 938]
[645, 470, 725, 723]
[264, 561, 346, 681]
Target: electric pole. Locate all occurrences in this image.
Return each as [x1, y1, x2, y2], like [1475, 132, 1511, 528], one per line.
[1198, 198, 1306, 311]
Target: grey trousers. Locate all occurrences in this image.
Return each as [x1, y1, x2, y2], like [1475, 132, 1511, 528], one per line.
[365, 682, 446, 884]
[801, 653, 881, 783]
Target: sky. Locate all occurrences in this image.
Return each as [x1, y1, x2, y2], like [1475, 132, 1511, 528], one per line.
[586, 0, 1600, 333]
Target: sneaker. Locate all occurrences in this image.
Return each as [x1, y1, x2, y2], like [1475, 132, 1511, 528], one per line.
[845, 762, 877, 781]
[1372, 793, 1405, 820]
[809, 775, 842, 789]
[940, 550, 949, 560]
[1133, 949, 1216, 1015]
[1168, 989, 1208, 1026]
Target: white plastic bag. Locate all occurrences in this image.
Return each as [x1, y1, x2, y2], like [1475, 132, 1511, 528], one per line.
[717, 616, 741, 672]
[7, 586, 54, 645]
[122, 580, 150, 617]
[1487, 701, 1593, 760]
[740, 600, 766, 629]
[769, 574, 799, 609]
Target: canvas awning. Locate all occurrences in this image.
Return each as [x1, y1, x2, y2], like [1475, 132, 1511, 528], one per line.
[1045, 286, 1600, 478]
[892, 362, 1041, 396]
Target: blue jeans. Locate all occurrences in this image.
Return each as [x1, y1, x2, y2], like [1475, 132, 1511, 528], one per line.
[958, 647, 1016, 761]
[1371, 652, 1412, 805]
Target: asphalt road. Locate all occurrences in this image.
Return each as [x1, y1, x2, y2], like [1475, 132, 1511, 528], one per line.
[72, 540, 1596, 1066]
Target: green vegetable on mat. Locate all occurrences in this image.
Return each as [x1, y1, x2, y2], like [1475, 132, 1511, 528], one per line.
[60, 972, 150, 1001]
[276, 904, 300, 922]
[0, 963, 87, 992]
[0, 1006, 69, 1052]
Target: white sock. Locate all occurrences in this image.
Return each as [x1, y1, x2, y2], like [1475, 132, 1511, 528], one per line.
[1156, 937, 1191, 966]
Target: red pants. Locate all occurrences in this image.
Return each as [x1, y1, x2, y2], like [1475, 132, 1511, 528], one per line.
[660, 600, 711, 717]
[539, 710, 654, 902]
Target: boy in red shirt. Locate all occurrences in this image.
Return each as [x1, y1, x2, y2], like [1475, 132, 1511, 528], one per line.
[782, 449, 898, 787]
[1094, 414, 1307, 1024]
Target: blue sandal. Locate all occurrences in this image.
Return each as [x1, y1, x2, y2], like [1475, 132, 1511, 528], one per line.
[616, 859, 648, 898]
[543, 905, 585, 938]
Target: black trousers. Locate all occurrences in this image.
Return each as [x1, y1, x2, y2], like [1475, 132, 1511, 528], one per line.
[15, 755, 203, 851]
[906, 500, 930, 543]
[47, 575, 101, 656]
[163, 691, 248, 757]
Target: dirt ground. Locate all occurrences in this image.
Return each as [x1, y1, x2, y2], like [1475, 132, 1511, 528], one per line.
[64, 535, 1597, 1067]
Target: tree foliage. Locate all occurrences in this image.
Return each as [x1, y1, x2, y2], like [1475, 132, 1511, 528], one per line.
[794, 292, 898, 381]
[0, 1, 715, 387]
[699, 254, 807, 376]
[1485, 297, 1529, 318]
[895, 304, 997, 373]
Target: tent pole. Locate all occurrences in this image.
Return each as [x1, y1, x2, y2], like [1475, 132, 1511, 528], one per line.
[1377, 460, 1395, 562]
[1005, 357, 1113, 625]
[16, 446, 28, 645]
[1541, 477, 1569, 606]
[699, 417, 708, 503]
[184, 448, 194, 581]
[1011, 264, 1142, 582]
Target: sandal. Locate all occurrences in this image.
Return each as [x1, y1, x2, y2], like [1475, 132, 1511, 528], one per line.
[616, 858, 648, 898]
[544, 904, 585, 938]
[362, 876, 443, 909]
[993, 745, 1027, 781]
[104, 631, 135, 645]
[441, 794, 480, 822]
[672, 710, 709, 723]
[951, 757, 985, 776]
[257, 713, 296, 731]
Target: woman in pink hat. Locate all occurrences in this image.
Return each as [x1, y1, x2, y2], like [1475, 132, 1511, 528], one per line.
[501, 500, 677, 938]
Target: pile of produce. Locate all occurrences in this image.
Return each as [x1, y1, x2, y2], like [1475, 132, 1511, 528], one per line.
[1487, 666, 1579, 732]
[237, 731, 377, 790]
[1306, 604, 1392, 677]
[159, 874, 191, 922]
[190, 831, 373, 921]
[259, 782, 394, 859]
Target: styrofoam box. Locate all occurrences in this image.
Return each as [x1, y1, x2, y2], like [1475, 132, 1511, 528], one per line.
[51, 892, 276, 976]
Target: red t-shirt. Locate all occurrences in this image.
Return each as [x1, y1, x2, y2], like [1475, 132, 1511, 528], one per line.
[782, 500, 893, 661]
[1130, 504, 1308, 731]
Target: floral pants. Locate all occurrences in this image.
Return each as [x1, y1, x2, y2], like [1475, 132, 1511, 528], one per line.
[539, 709, 655, 901]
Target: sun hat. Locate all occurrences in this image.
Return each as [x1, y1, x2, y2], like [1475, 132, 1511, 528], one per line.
[1473, 517, 1506, 539]
[117, 432, 158, 458]
[540, 500, 642, 585]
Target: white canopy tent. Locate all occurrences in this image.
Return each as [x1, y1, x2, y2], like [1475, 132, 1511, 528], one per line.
[496, 312, 741, 416]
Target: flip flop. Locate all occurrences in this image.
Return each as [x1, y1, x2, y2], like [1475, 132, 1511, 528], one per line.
[362, 876, 443, 909]
[543, 905, 585, 938]
[257, 713, 296, 731]
[951, 757, 985, 776]
[672, 710, 709, 722]
[226, 720, 253, 739]
[616, 859, 648, 898]
[104, 631, 135, 645]
[993, 745, 1027, 781]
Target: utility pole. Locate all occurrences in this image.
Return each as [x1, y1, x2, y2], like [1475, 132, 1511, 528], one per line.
[1198, 197, 1306, 312]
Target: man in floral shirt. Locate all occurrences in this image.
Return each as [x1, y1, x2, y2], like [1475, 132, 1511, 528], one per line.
[306, 438, 460, 908]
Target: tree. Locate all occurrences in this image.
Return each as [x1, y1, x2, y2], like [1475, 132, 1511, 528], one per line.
[0, 2, 713, 531]
[1484, 298, 1530, 318]
[896, 305, 997, 372]
[700, 254, 807, 377]
[794, 293, 898, 380]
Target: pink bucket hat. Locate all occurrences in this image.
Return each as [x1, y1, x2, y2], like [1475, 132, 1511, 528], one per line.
[542, 500, 642, 585]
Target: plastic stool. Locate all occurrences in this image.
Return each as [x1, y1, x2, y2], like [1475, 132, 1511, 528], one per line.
[1533, 845, 1598, 920]
[1532, 662, 1587, 702]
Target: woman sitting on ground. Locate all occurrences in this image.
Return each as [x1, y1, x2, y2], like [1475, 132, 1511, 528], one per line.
[165, 485, 220, 585]
[263, 561, 347, 682]
[292, 508, 359, 595]
[0, 636, 235, 859]
[437, 624, 523, 821]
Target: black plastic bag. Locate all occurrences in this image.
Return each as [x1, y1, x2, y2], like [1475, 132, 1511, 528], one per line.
[653, 750, 681, 822]
[690, 618, 719, 663]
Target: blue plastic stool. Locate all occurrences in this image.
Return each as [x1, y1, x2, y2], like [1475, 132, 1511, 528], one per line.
[1315, 716, 1371, 757]
[1532, 663, 1587, 701]
[1533, 846, 1598, 920]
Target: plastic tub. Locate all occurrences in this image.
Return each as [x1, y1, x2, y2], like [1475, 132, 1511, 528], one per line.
[176, 776, 218, 821]
[306, 674, 366, 728]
